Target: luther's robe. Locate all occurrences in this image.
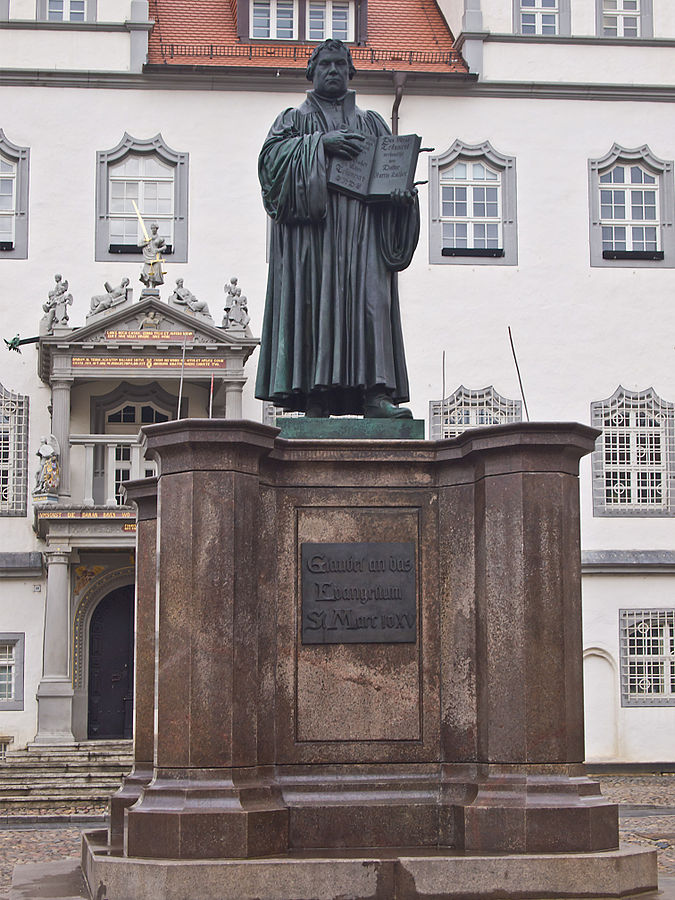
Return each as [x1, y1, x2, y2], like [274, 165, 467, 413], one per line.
[255, 90, 420, 415]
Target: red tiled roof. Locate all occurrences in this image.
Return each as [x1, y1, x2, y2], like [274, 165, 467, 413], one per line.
[147, 0, 468, 75]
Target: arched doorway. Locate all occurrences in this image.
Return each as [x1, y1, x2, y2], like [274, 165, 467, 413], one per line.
[87, 585, 134, 740]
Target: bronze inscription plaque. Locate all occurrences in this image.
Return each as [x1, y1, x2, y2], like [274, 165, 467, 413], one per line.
[301, 542, 416, 644]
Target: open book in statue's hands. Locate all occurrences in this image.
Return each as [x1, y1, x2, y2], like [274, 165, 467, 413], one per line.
[327, 133, 422, 201]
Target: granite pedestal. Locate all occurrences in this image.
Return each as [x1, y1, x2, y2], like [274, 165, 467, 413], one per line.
[84, 420, 658, 899]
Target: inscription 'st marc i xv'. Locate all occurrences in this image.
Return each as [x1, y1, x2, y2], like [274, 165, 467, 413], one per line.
[301, 542, 416, 645]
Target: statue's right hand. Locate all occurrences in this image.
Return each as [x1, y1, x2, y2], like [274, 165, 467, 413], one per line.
[322, 130, 365, 159]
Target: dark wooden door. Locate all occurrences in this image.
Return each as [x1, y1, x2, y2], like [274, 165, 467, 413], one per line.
[87, 585, 134, 740]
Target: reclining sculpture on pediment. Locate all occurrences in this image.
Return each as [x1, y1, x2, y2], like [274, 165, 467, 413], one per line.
[87, 278, 132, 318]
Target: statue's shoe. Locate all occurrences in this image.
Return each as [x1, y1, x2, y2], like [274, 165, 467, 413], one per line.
[364, 397, 413, 419]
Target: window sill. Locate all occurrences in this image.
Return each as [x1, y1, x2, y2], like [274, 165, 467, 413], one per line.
[109, 244, 174, 255]
[442, 247, 504, 257]
[602, 250, 664, 260]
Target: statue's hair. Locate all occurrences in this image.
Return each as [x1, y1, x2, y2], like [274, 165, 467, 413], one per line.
[306, 39, 356, 82]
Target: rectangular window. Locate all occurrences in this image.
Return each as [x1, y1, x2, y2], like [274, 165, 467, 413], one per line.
[251, 0, 297, 39]
[0, 156, 16, 250]
[307, 1, 353, 41]
[440, 161, 503, 254]
[108, 155, 175, 251]
[603, 0, 640, 37]
[0, 635, 24, 710]
[599, 164, 659, 255]
[48, 0, 86, 20]
[114, 445, 132, 505]
[0, 644, 15, 702]
[0, 387, 28, 517]
[520, 0, 558, 34]
[620, 609, 675, 706]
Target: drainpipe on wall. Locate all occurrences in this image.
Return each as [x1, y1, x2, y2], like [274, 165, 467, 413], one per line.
[391, 71, 407, 136]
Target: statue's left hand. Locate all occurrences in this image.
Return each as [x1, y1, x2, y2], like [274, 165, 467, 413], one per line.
[390, 188, 418, 206]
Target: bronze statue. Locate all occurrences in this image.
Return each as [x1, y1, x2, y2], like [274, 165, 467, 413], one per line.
[255, 40, 419, 418]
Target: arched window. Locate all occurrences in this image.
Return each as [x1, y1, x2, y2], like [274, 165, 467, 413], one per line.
[96, 133, 189, 263]
[429, 385, 522, 440]
[591, 386, 675, 515]
[429, 140, 517, 266]
[0, 130, 29, 259]
[589, 144, 674, 267]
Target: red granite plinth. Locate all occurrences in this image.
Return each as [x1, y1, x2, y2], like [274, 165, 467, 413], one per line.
[109, 478, 157, 847]
[116, 421, 622, 865]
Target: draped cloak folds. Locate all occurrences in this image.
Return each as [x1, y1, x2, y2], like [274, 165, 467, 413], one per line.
[255, 90, 420, 415]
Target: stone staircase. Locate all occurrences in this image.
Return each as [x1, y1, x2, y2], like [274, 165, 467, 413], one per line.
[0, 740, 133, 812]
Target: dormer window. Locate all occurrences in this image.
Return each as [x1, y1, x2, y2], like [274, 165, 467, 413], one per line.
[246, 0, 358, 41]
[251, 0, 297, 39]
[308, 1, 354, 41]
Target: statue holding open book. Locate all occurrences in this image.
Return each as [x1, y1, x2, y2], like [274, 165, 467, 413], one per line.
[255, 39, 421, 418]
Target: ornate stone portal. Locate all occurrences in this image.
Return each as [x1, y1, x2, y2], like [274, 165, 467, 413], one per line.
[84, 420, 658, 900]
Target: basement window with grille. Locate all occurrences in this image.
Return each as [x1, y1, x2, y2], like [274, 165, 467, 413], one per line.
[620, 609, 675, 706]
[0, 385, 28, 517]
[429, 385, 522, 440]
[591, 386, 675, 516]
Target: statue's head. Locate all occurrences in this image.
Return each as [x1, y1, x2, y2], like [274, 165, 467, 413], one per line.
[307, 40, 355, 97]
[150, 223, 159, 234]
[54, 274, 62, 282]
[176, 277, 184, 287]
[121, 277, 129, 286]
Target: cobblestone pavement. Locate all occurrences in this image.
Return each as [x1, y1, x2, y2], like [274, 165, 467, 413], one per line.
[0, 779, 672, 898]
[595, 776, 675, 877]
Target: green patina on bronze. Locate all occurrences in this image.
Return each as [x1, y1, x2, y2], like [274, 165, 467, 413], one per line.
[255, 40, 420, 420]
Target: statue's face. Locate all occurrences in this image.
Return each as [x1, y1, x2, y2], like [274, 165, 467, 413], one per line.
[313, 48, 350, 98]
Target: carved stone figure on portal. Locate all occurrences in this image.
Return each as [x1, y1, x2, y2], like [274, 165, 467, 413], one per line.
[88, 277, 132, 316]
[40, 274, 73, 333]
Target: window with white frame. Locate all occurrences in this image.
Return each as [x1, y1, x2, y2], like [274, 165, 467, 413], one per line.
[37, 0, 96, 21]
[96, 134, 188, 263]
[429, 386, 522, 440]
[440, 161, 502, 254]
[0, 385, 28, 517]
[429, 141, 517, 265]
[0, 635, 24, 710]
[105, 402, 167, 503]
[596, 0, 653, 38]
[589, 144, 674, 267]
[48, 0, 86, 20]
[0, 644, 16, 702]
[620, 609, 675, 706]
[108, 156, 175, 251]
[599, 164, 659, 255]
[591, 387, 675, 515]
[251, 0, 297, 38]
[307, 0, 353, 41]
[0, 155, 15, 250]
[519, 0, 558, 34]
[0, 131, 29, 258]
[514, 0, 570, 34]
[602, 0, 639, 36]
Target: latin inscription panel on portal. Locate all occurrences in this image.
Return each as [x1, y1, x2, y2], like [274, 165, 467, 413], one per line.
[301, 542, 416, 644]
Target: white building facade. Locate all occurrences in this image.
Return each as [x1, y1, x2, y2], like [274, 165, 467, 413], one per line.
[0, 0, 673, 761]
